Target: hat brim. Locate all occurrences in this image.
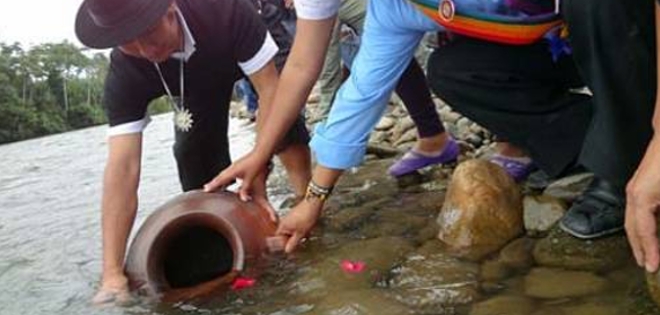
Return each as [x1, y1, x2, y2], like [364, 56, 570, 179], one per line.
[75, 0, 174, 49]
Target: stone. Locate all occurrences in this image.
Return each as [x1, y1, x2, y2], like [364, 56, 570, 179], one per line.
[465, 134, 483, 148]
[543, 173, 593, 202]
[469, 295, 536, 315]
[394, 128, 418, 146]
[498, 237, 536, 270]
[480, 259, 511, 282]
[524, 267, 610, 299]
[376, 116, 396, 131]
[532, 226, 632, 272]
[437, 159, 524, 261]
[360, 210, 429, 239]
[561, 302, 620, 315]
[366, 144, 400, 158]
[391, 241, 481, 311]
[469, 123, 484, 135]
[531, 307, 567, 315]
[442, 111, 461, 124]
[314, 289, 413, 315]
[523, 195, 566, 235]
[293, 237, 414, 299]
[391, 116, 416, 141]
[368, 130, 390, 145]
[456, 117, 472, 136]
[646, 272, 660, 309]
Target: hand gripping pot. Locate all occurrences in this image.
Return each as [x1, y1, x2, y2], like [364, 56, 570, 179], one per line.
[124, 190, 284, 301]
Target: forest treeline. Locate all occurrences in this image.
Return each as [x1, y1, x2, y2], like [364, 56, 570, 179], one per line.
[0, 41, 169, 144]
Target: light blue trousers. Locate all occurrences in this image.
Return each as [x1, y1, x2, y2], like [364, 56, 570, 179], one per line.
[310, 0, 442, 169]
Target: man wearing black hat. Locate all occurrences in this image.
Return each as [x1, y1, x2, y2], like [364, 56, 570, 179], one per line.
[75, 0, 311, 303]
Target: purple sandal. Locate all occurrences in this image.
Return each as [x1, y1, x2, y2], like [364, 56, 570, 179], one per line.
[388, 138, 460, 177]
[489, 154, 536, 182]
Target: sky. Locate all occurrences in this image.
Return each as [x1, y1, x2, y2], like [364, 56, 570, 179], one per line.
[0, 0, 85, 47]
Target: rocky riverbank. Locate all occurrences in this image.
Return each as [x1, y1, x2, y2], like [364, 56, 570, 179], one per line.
[229, 94, 660, 314]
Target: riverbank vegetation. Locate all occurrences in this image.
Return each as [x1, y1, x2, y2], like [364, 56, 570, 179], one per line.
[0, 41, 169, 144]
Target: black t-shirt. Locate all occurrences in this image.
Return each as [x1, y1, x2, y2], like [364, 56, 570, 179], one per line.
[103, 0, 275, 134]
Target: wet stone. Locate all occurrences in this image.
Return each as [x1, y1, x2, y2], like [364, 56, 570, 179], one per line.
[480, 259, 511, 282]
[543, 173, 593, 202]
[561, 302, 620, 315]
[498, 237, 536, 270]
[524, 267, 610, 299]
[390, 241, 481, 311]
[359, 211, 428, 239]
[626, 282, 660, 315]
[438, 159, 523, 261]
[532, 226, 631, 272]
[293, 237, 414, 298]
[313, 289, 413, 315]
[523, 195, 566, 236]
[646, 272, 660, 309]
[469, 295, 536, 315]
[322, 198, 391, 233]
[531, 307, 567, 315]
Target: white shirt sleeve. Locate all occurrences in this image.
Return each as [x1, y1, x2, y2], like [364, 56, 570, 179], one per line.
[238, 32, 278, 75]
[294, 0, 341, 20]
[107, 116, 151, 137]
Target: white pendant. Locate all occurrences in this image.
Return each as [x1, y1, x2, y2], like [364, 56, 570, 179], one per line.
[174, 108, 194, 132]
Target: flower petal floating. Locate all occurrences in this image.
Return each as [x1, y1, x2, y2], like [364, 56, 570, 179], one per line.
[231, 277, 256, 290]
[340, 260, 366, 274]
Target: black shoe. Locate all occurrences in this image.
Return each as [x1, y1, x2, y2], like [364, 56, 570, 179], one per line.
[559, 176, 625, 239]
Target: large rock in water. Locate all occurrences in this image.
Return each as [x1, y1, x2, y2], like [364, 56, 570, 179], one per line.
[437, 159, 523, 260]
[390, 241, 481, 312]
[532, 226, 631, 272]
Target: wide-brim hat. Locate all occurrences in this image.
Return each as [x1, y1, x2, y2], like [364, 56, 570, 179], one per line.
[75, 0, 174, 49]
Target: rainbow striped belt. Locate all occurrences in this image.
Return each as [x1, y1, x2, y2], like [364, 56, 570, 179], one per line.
[408, 0, 562, 45]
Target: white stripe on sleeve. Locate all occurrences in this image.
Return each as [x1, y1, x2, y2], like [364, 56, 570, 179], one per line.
[238, 32, 278, 75]
[107, 116, 151, 137]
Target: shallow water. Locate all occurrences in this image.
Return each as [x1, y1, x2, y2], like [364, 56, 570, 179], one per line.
[0, 113, 653, 315]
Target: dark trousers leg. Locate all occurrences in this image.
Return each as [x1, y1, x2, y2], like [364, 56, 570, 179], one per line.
[564, 0, 656, 189]
[396, 59, 446, 138]
[174, 102, 232, 191]
[427, 36, 593, 177]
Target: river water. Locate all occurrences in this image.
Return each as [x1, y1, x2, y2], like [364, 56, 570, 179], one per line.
[0, 113, 281, 315]
[0, 113, 656, 315]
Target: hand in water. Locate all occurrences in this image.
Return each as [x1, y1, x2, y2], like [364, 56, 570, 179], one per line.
[92, 274, 131, 306]
[276, 198, 323, 253]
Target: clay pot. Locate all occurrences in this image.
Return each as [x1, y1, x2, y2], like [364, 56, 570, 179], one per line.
[124, 190, 283, 301]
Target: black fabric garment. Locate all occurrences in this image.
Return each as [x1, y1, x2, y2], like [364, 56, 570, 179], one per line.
[103, 0, 308, 191]
[427, 35, 592, 177]
[563, 0, 656, 189]
[247, 0, 310, 153]
[252, 0, 292, 70]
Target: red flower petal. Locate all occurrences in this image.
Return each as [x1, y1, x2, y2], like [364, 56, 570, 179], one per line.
[231, 277, 256, 290]
[340, 260, 366, 274]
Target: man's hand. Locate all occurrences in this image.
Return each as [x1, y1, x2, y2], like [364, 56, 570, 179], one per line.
[625, 135, 660, 273]
[204, 151, 270, 199]
[203, 151, 278, 222]
[252, 166, 278, 223]
[276, 198, 323, 253]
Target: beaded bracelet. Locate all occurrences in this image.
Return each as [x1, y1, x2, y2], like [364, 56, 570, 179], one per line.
[304, 180, 334, 202]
